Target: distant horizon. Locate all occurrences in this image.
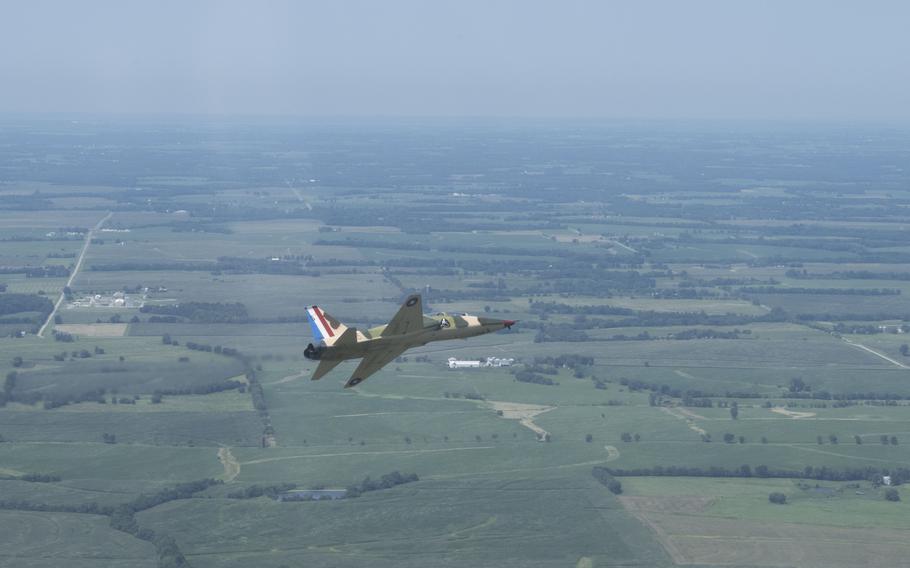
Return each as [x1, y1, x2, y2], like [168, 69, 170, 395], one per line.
[3, 1, 910, 121]
[2, 111, 909, 128]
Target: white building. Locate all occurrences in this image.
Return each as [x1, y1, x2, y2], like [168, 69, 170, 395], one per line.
[447, 357, 515, 369]
[484, 357, 514, 367]
[448, 358, 481, 369]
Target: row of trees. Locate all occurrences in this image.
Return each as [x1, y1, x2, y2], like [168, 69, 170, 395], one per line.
[602, 465, 910, 485]
[787, 269, 910, 281]
[0, 478, 220, 568]
[227, 483, 297, 499]
[0, 265, 71, 278]
[529, 301, 788, 329]
[592, 467, 622, 494]
[513, 369, 557, 386]
[345, 471, 419, 498]
[141, 302, 248, 323]
[739, 286, 901, 296]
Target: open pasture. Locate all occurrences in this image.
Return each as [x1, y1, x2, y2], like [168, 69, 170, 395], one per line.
[12, 354, 245, 398]
[5, 120, 910, 567]
[619, 477, 909, 567]
[0, 510, 155, 568]
[137, 476, 670, 568]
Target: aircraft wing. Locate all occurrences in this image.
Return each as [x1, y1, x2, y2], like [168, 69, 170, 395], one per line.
[311, 358, 342, 381]
[344, 346, 409, 388]
[381, 294, 424, 337]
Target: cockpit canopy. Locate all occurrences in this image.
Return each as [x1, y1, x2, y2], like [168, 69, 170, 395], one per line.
[432, 312, 467, 328]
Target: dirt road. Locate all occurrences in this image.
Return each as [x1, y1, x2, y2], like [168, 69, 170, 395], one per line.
[218, 447, 241, 481]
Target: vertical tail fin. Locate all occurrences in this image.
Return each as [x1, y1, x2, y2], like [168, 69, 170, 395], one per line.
[306, 306, 350, 346]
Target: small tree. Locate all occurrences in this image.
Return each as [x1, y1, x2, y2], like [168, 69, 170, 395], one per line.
[768, 492, 787, 505]
[854, 435, 862, 445]
[761, 436, 768, 444]
[817, 435, 824, 445]
[723, 433, 735, 443]
[884, 488, 900, 502]
[621, 432, 633, 443]
[829, 434, 838, 445]
[4, 372, 16, 398]
[730, 402, 739, 420]
[881, 435, 890, 445]
[891, 436, 899, 446]
[585, 434, 593, 443]
[633, 433, 641, 442]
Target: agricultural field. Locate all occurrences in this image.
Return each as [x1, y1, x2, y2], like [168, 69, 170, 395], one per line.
[620, 477, 909, 567]
[2, 118, 910, 566]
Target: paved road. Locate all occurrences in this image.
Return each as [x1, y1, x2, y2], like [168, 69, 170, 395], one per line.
[37, 211, 112, 338]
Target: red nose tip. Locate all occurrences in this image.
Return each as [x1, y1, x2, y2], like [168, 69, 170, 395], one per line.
[503, 320, 516, 329]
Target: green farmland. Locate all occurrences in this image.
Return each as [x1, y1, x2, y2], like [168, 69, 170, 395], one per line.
[2, 118, 910, 567]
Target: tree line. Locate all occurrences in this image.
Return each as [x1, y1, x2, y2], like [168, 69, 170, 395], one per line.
[600, 465, 909, 485]
[0, 266, 70, 278]
[141, 302, 248, 323]
[591, 467, 622, 494]
[226, 483, 297, 499]
[530, 301, 789, 329]
[345, 471, 419, 498]
[513, 369, 558, 386]
[786, 269, 910, 281]
[739, 286, 901, 296]
[0, 478, 221, 568]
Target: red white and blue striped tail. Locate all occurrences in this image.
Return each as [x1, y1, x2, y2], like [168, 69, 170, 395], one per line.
[306, 306, 349, 345]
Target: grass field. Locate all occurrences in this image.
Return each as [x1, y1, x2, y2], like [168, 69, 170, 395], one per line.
[4, 120, 910, 566]
[138, 476, 671, 568]
[619, 477, 909, 567]
[0, 510, 156, 568]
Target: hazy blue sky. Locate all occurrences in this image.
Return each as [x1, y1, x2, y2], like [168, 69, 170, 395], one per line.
[2, 0, 908, 120]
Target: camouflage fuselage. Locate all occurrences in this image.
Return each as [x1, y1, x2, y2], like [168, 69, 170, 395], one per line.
[317, 313, 506, 361]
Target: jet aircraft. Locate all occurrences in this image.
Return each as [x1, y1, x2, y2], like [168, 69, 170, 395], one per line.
[304, 294, 515, 388]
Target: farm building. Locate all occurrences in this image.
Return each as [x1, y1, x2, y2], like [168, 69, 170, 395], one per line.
[447, 357, 515, 369]
[448, 358, 481, 369]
